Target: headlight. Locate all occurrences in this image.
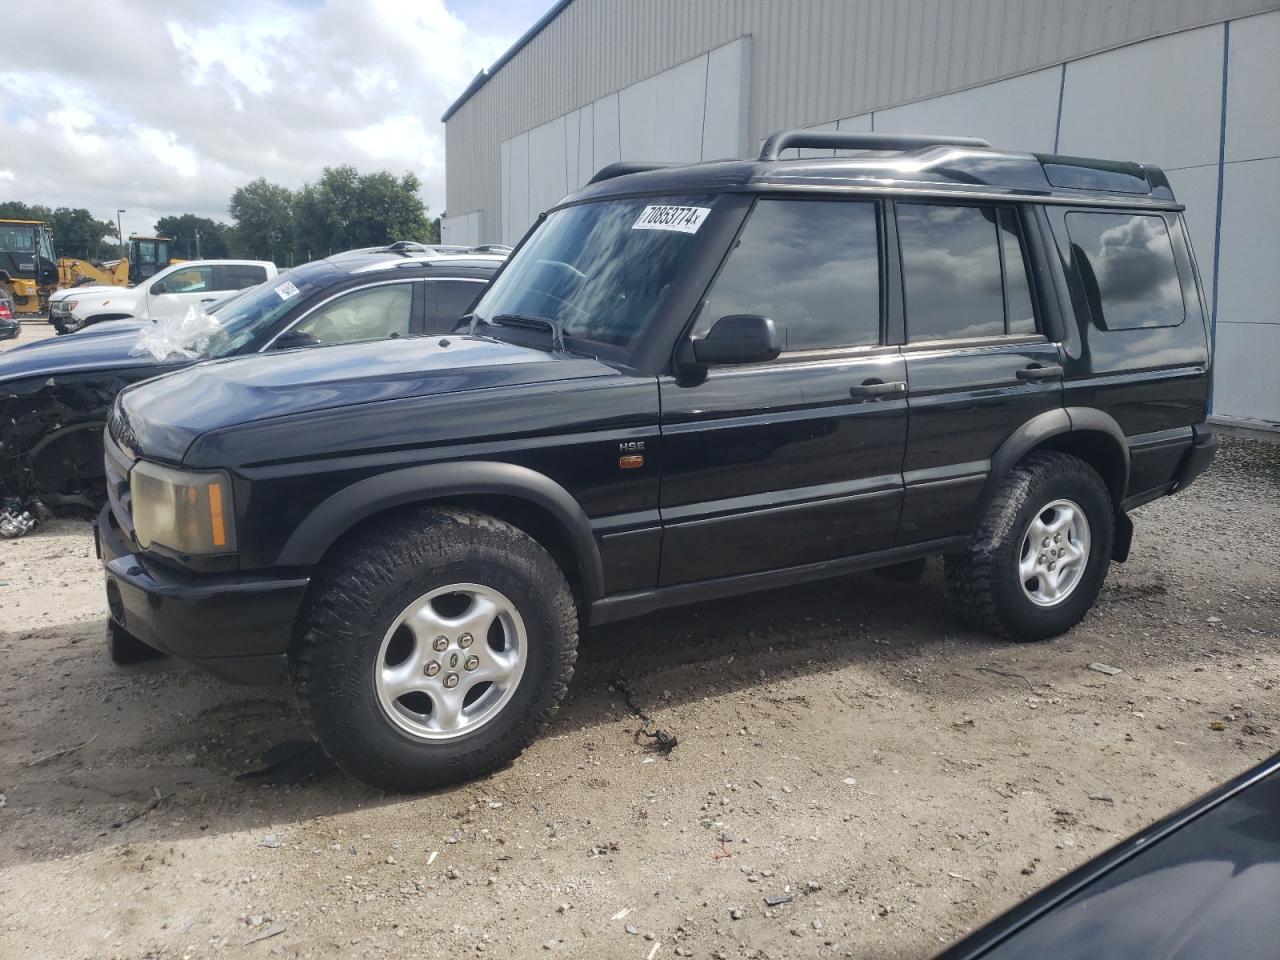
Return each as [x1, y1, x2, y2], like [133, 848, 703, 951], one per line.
[130, 460, 236, 555]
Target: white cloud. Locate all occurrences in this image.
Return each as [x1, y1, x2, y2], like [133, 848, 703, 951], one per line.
[0, 0, 516, 240]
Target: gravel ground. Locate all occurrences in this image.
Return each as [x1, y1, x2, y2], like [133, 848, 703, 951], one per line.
[0, 368, 1276, 958]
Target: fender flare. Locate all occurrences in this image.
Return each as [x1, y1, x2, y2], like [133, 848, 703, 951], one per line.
[983, 407, 1130, 505]
[277, 460, 605, 601]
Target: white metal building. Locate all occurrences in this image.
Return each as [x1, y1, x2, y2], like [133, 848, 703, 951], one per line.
[442, 0, 1280, 428]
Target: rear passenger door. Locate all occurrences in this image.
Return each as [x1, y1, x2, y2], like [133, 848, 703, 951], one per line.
[658, 197, 908, 585]
[895, 201, 1063, 545]
[425, 277, 488, 334]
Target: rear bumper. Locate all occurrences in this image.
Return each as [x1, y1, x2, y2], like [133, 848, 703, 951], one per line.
[96, 504, 307, 685]
[1172, 423, 1217, 493]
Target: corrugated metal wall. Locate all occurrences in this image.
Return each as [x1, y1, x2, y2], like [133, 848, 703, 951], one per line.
[444, 0, 1278, 232]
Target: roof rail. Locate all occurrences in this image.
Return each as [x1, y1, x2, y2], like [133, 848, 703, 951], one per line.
[587, 161, 682, 185]
[758, 130, 991, 161]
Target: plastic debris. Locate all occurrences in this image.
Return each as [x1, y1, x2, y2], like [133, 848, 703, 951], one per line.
[0, 496, 41, 538]
[130, 305, 222, 361]
[1088, 662, 1122, 676]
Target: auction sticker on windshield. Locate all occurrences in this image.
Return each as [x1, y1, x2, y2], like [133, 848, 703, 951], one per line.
[632, 205, 711, 234]
[274, 280, 301, 301]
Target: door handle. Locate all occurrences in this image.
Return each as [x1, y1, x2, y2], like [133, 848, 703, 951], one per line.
[849, 379, 907, 399]
[200, 297, 216, 303]
[1016, 364, 1064, 382]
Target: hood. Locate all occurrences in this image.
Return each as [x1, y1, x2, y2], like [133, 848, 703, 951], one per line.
[74, 287, 142, 314]
[118, 334, 619, 463]
[0, 321, 174, 383]
[50, 284, 116, 302]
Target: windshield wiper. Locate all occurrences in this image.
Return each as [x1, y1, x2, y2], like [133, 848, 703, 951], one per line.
[489, 313, 566, 352]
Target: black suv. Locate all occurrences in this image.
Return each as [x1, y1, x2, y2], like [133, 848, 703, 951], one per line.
[97, 131, 1216, 791]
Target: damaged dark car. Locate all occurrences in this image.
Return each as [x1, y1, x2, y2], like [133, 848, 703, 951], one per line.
[0, 252, 502, 510]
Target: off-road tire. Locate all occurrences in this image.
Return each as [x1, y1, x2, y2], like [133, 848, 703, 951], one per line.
[944, 452, 1114, 641]
[108, 620, 166, 664]
[290, 507, 578, 792]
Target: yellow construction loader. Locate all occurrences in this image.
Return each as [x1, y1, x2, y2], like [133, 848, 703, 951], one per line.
[57, 235, 179, 289]
[0, 219, 58, 313]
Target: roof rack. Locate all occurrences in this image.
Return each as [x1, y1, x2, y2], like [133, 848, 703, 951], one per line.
[758, 130, 991, 161]
[587, 161, 682, 185]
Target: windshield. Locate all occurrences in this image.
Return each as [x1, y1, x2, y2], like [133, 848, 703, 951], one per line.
[0, 224, 37, 255]
[201, 262, 336, 356]
[470, 195, 716, 351]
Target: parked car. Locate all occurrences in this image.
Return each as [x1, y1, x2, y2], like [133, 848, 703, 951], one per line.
[97, 131, 1216, 791]
[935, 751, 1280, 959]
[48, 259, 277, 334]
[0, 289, 17, 341]
[0, 253, 502, 506]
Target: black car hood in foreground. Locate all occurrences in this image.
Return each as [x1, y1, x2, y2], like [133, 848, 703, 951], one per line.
[0, 322, 161, 383]
[937, 752, 1280, 960]
[118, 334, 620, 464]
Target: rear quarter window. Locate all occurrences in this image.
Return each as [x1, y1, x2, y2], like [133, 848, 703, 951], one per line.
[1065, 212, 1185, 330]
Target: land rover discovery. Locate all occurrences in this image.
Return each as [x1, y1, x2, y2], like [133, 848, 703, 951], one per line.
[97, 131, 1217, 790]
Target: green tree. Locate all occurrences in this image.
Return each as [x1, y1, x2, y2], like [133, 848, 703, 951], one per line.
[50, 207, 117, 260]
[154, 214, 232, 259]
[294, 166, 430, 259]
[228, 178, 295, 263]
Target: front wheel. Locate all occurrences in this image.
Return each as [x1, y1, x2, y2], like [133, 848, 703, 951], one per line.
[290, 507, 578, 792]
[944, 452, 1114, 641]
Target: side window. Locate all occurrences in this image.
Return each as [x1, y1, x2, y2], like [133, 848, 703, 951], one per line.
[217, 264, 269, 291]
[696, 199, 880, 352]
[1065, 212, 1185, 330]
[290, 283, 413, 345]
[898, 203, 1005, 340]
[157, 265, 213, 294]
[999, 209, 1037, 335]
[427, 280, 485, 333]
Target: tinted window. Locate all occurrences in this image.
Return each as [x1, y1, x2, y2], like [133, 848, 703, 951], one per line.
[1000, 208, 1037, 335]
[899, 204, 1005, 340]
[1066, 212, 1184, 330]
[291, 283, 413, 345]
[697, 199, 880, 352]
[429, 280, 485, 332]
[219, 264, 268, 290]
[472, 196, 714, 350]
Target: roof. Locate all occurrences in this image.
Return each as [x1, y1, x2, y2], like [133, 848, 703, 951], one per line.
[0, 219, 47, 226]
[566, 144, 1179, 209]
[332, 252, 506, 276]
[441, 0, 575, 122]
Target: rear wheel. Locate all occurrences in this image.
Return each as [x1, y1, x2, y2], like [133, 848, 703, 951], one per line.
[290, 507, 578, 792]
[944, 452, 1113, 640]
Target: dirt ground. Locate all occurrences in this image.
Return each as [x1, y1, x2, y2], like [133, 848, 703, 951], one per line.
[1, 321, 1277, 958]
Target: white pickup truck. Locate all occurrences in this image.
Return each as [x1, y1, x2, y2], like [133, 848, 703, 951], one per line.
[49, 260, 277, 334]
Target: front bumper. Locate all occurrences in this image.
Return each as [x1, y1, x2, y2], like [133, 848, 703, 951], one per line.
[0, 320, 18, 340]
[96, 504, 308, 685]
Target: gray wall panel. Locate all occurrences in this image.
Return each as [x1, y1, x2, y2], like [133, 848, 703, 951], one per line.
[1057, 25, 1224, 170]
[1224, 9, 1280, 161]
[871, 66, 1061, 153]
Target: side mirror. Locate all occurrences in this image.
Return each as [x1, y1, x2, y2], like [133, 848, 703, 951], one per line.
[687, 314, 781, 366]
[149, 280, 166, 295]
[271, 330, 320, 350]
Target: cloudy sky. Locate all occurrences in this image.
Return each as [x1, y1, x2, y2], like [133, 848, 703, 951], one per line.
[0, 0, 544, 238]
